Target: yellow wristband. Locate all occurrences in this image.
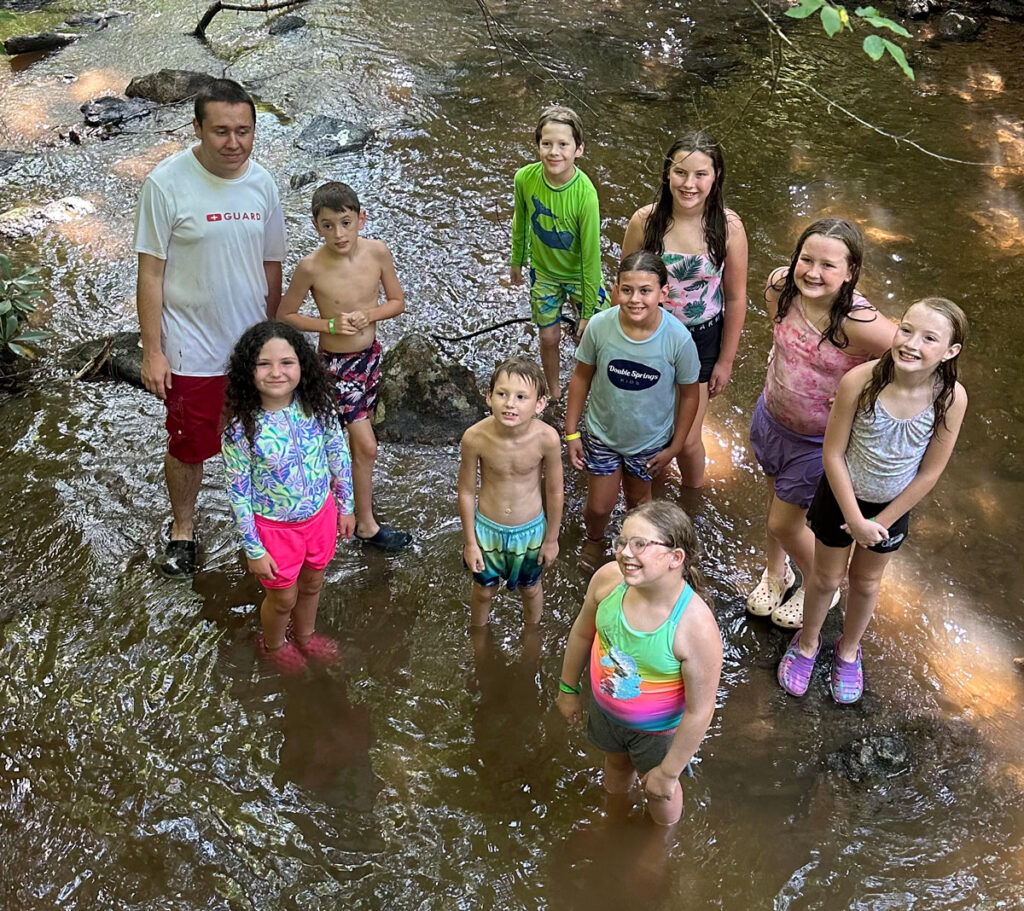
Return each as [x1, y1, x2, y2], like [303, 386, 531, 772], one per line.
[564, 432, 581, 441]
[328, 317, 336, 335]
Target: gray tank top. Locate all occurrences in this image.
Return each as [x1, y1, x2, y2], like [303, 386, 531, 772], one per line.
[845, 399, 935, 503]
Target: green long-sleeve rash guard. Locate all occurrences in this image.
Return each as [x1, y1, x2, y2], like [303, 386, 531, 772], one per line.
[510, 161, 606, 320]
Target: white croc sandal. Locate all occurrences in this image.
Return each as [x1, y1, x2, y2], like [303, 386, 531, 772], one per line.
[771, 586, 841, 629]
[746, 562, 796, 617]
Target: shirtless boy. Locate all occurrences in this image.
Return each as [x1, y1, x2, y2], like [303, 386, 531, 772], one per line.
[279, 181, 411, 551]
[458, 357, 564, 627]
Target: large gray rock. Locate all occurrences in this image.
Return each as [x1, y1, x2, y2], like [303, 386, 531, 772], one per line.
[125, 69, 218, 105]
[373, 334, 488, 444]
[3, 32, 80, 55]
[296, 116, 372, 157]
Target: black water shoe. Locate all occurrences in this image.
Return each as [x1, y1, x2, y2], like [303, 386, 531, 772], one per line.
[356, 525, 412, 553]
[159, 537, 197, 578]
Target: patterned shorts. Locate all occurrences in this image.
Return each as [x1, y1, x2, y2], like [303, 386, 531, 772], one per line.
[529, 268, 607, 329]
[466, 511, 546, 590]
[580, 426, 669, 483]
[320, 339, 382, 424]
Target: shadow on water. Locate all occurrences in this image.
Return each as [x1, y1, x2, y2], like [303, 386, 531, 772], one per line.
[1, 0, 1024, 907]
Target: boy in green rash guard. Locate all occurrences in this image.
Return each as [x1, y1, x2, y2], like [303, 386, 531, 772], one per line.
[510, 105, 608, 400]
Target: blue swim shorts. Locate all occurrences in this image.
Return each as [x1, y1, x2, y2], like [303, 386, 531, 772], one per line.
[529, 268, 607, 329]
[467, 511, 546, 589]
[580, 427, 669, 483]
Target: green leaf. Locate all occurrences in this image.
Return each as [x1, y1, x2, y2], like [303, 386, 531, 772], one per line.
[863, 34, 885, 59]
[7, 341, 38, 359]
[2, 314, 18, 340]
[883, 38, 915, 79]
[855, 7, 911, 36]
[0, 301, 10, 315]
[14, 329, 53, 343]
[0, 254, 10, 279]
[821, 5, 843, 35]
[785, 0, 826, 19]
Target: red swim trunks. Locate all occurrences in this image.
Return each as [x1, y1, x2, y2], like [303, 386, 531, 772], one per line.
[165, 373, 229, 463]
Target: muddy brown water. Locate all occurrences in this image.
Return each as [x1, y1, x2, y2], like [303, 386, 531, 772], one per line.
[1, 1, 1023, 908]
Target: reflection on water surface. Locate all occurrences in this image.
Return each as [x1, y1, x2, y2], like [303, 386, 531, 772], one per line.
[1, 0, 1023, 907]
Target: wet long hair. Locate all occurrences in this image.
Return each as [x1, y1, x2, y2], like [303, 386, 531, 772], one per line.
[617, 249, 668, 287]
[641, 132, 728, 270]
[224, 321, 338, 447]
[772, 217, 866, 350]
[626, 500, 713, 608]
[859, 297, 968, 431]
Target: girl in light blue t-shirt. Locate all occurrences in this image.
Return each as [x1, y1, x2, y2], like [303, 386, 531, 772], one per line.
[564, 251, 701, 573]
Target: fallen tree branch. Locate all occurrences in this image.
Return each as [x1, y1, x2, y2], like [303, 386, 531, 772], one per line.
[432, 313, 577, 344]
[193, 0, 309, 42]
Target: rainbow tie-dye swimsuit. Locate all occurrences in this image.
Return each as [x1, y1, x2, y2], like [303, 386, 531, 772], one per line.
[589, 582, 691, 732]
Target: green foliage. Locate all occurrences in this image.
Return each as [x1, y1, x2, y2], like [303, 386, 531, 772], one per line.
[0, 253, 52, 362]
[785, 0, 915, 79]
[0, 10, 15, 55]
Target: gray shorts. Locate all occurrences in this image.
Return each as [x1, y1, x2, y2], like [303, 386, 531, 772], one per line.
[587, 705, 675, 775]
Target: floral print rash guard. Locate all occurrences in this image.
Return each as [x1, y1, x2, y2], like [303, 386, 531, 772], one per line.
[222, 401, 354, 559]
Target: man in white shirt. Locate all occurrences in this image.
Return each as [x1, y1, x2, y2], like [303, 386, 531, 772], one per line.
[135, 78, 286, 578]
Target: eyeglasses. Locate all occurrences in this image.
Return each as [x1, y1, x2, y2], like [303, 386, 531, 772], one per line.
[612, 535, 674, 556]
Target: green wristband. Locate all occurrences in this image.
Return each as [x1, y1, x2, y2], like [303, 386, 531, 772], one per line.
[328, 317, 336, 335]
[558, 679, 582, 695]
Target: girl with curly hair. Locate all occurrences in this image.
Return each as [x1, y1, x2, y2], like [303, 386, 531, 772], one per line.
[223, 321, 354, 675]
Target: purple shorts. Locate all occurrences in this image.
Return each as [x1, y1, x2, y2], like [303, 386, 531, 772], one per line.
[749, 393, 824, 509]
[321, 339, 382, 424]
[254, 497, 338, 589]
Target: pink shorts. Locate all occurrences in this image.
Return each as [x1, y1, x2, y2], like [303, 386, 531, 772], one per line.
[165, 373, 228, 463]
[254, 497, 338, 589]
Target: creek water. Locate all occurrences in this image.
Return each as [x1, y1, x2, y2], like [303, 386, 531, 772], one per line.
[1, 1, 1023, 908]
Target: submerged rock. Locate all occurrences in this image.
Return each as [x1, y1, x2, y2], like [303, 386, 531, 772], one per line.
[80, 96, 154, 127]
[296, 116, 372, 157]
[895, 0, 934, 18]
[268, 14, 306, 35]
[0, 197, 95, 240]
[66, 332, 142, 386]
[0, 151, 27, 176]
[289, 170, 319, 190]
[829, 733, 912, 784]
[374, 334, 488, 444]
[3, 32, 80, 55]
[987, 0, 1024, 19]
[64, 9, 127, 28]
[125, 69, 218, 105]
[938, 10, 982, 40]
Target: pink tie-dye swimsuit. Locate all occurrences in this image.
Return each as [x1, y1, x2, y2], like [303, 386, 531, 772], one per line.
[763, 296, 875, 437]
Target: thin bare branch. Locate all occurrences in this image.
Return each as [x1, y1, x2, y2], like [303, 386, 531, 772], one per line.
[747, 0, 995, 166]
[193, 0, 309, 42]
